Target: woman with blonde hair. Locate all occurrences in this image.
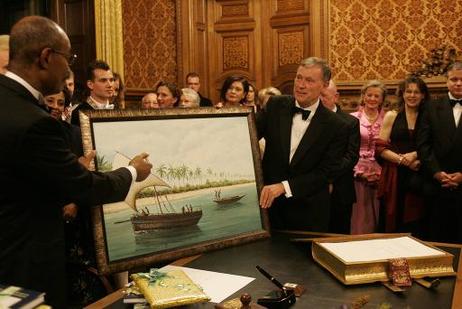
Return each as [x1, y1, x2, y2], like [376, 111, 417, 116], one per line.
[258, 86, 281, 110]
[180, 88, 200, 108]
[350, 80, 386, 234]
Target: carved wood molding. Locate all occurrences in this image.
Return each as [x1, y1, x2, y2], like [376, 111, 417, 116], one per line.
[269, 14, 309, 28]
[176, 0, 210, 93]
[214, 18, 256, 32]
[310, 0, 329, 59]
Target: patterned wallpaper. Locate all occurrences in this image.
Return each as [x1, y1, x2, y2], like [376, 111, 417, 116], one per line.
[122, 0, 177, 89]
[330, 0, 462, 81]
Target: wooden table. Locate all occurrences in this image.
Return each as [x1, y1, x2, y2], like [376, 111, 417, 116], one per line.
[86, 232, 462, 309]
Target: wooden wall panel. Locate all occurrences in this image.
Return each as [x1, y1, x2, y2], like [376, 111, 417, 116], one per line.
[51, 0, 96, 90]
[329, 0, 461, 111]
[122, 0, 318, 104]
[264, 0, 310, 94]
[206, 0, 261, 103]
[122, 0, 177, 90]
[330, 0, 462, 82]
[176, 0, 209, 95]
[201, 0, 312, 102]
[119, 0, 459, 110]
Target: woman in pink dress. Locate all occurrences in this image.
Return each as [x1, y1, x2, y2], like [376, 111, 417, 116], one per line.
[350, 80, 386, 234]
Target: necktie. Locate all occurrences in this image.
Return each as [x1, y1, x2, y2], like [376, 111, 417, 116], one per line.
[292, 106, 311, 121]
[449, 99, 462, 107]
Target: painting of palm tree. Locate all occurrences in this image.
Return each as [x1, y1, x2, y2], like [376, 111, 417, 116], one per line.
[82, 108, 268, 273]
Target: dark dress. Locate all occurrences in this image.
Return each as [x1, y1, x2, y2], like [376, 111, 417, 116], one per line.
[377, 111, 425, 235]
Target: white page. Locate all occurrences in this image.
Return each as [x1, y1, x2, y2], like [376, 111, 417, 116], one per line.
[319, 236, 445, 263]
[160, 265, 255, 303]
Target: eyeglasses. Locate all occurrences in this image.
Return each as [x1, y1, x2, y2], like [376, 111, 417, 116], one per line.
[51, 49, 77, 66]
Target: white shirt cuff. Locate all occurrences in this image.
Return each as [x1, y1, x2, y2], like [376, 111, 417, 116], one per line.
[125, 166, 138, 184]
[282, 180, 292, 198]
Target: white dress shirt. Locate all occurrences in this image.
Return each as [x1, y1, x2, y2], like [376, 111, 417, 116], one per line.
[282, 99, 320, 198]
[87, 96, 115, 109]
[5, 71, 41, 100]
[449, 92, 462, 127]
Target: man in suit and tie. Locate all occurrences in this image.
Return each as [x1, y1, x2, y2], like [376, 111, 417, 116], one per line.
[0, 16, 152, 308]
[417, 61, 462, 243]
[320, 80, 360, 234]
[257, 57, 348, 231]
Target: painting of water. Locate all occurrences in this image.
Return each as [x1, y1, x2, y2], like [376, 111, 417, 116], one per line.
[81, 108, 268, 273]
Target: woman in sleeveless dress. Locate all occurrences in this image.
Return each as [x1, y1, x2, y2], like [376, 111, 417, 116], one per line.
[376, 76, 429, 236]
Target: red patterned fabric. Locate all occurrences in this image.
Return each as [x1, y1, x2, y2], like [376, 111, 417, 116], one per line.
[376, 138, 399, 232]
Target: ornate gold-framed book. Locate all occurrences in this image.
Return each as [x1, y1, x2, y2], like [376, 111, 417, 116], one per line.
[131, 269, 210, 308]
[312, 234, 456, 285]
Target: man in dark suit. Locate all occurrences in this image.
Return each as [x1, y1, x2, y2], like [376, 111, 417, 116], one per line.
[417, 61, 462, 243]
[257, 57, 348, 231]
[186, 72, 213, 107]
[0, 16, 152, 308]
[321, 80, 360, 234]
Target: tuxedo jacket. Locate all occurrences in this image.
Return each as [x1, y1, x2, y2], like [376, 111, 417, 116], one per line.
[0, 75, 132, 308]
[417, 95, 462, 178]
[330, 106, 360, 205]
[199, 93, 213, 107]
[257, 95, 348, 231]
[70, 101, 92, 126]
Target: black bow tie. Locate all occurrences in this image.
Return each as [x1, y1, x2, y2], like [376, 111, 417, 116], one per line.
[292, 106, 311, 120]
[450, 99, 462, 107]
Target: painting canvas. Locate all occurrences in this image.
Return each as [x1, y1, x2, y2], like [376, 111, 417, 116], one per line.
[80, 107, 269, 274]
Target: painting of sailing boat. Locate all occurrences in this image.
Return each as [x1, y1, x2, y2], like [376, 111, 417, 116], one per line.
[80, 107, 269, 274]
[111, 152, 203, 231]
[213, 189, 245, 205]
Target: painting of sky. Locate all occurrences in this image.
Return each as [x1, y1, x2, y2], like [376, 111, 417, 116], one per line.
[92, 116, 256, 178]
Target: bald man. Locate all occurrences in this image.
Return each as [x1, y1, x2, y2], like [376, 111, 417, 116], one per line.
[0, 16, 152, 308]
[321, 80, 360, 234]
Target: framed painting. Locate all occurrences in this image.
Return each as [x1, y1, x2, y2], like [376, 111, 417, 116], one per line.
[79, 107, 270, 274]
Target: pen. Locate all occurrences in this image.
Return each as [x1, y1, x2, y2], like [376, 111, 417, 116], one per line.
[256, 265, 285, 290]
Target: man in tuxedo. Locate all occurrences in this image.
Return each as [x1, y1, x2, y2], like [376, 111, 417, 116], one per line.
[321, 80, 360, 234]
[71, 60, 116, 126]
[257, 57, 347, 231]
[0, 16, 152, 308]
[417, 61, 462, 243]
[186, 72, 213, 107]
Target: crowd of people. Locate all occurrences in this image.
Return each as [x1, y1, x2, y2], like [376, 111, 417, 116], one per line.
[1, 15, 462, 308]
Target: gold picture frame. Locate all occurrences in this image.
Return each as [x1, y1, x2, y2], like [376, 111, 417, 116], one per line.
[80, 106, 270, 274]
